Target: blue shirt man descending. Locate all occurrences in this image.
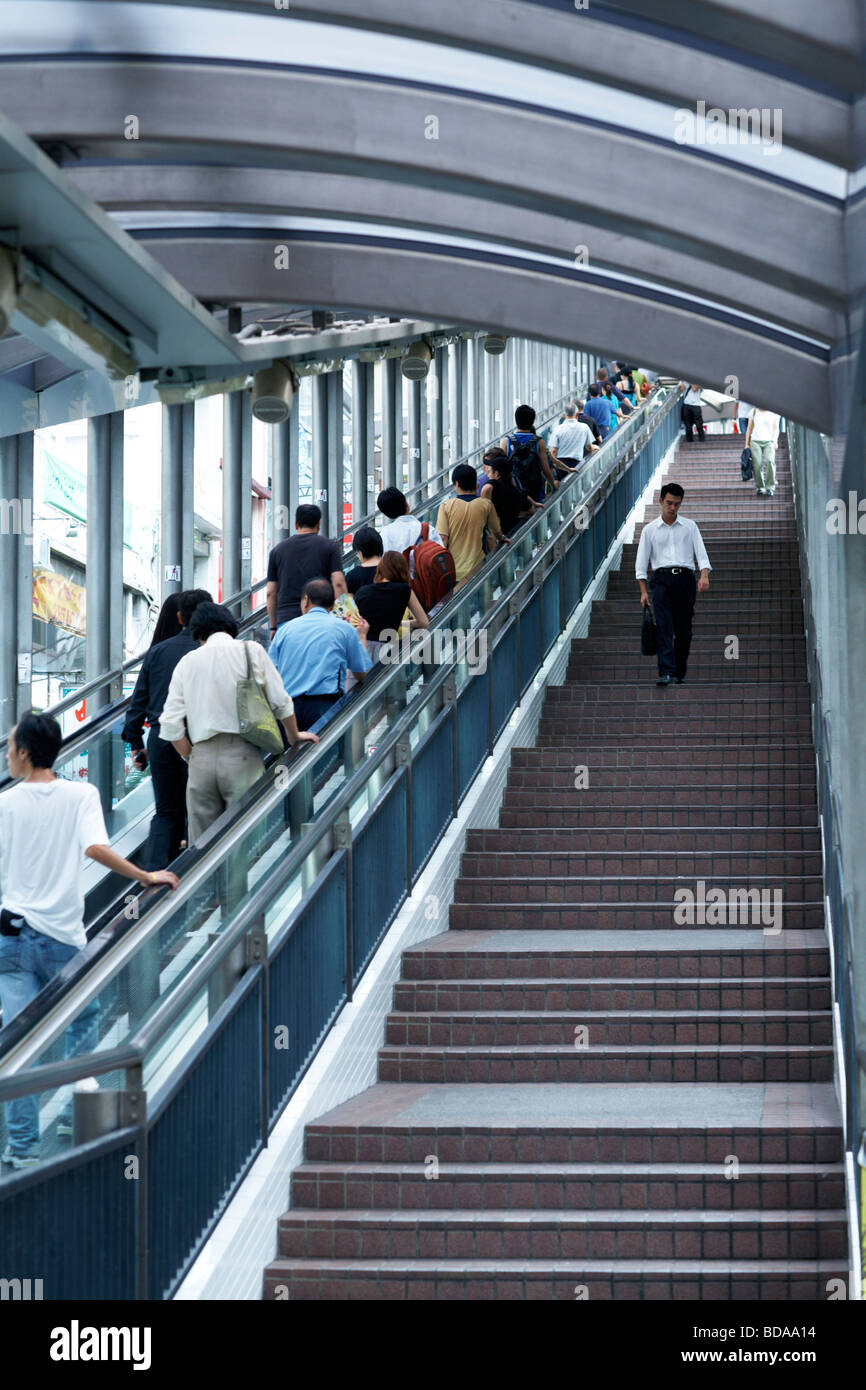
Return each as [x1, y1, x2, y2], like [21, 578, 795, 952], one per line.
[269, 578, 373, 731]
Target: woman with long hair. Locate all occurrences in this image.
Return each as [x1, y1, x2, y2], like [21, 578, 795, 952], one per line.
[149, 592, 182, 647]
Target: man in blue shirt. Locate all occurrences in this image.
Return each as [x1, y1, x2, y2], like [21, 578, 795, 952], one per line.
[582, 384, 613, 440]
[269, 579, 373, 730]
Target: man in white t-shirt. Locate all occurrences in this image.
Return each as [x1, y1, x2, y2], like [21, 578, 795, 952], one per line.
[744, 409, 782, 496]
[679, 383, 706, 442]
[376, 488, 443, 578]
[0, 712, 179, 1167]
[548, 403, 597, 479]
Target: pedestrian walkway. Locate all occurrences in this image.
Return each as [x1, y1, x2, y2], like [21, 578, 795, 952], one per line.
[264, 436, 847, 1300]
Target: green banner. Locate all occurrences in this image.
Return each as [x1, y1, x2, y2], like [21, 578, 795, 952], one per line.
[42, 448, 140, 548]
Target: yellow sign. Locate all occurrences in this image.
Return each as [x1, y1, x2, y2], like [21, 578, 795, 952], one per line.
[33, 568, 87, 635]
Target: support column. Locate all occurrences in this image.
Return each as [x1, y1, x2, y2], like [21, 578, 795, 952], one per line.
[350, 359, 374, 525]
[485, 347, 497, 443]
[0, 431, 34, 733]
[381, 357, 399, 491]
[86, 411, 125, 813]
[466, 336, 480, 459]
[327, 370, 344, 540]
[429, 347, 445, 488]
[222, 391, 252, 609]
[161, 403, 195, 600]
[407, 376, 423, 493]
[394, 365, 405, 490]
[270, 402, 299, 546]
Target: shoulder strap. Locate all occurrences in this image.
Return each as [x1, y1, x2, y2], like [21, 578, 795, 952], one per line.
[419, 522, 429, 542]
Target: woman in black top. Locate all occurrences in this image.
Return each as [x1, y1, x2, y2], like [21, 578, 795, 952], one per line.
[355, 551, 430, 645]
[480, 450, 534, 536]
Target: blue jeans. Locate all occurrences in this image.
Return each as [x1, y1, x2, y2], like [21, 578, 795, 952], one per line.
[0, 923, 99, 1154]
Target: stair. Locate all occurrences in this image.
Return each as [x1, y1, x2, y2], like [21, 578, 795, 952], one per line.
[264, 435, 847, 1300]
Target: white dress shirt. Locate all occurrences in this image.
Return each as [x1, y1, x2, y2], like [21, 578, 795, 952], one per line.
[160, 632, 294, 744]
[683, 386, 703, 406]
[378, 515, 444, 578]
[635, 514, 712, 580]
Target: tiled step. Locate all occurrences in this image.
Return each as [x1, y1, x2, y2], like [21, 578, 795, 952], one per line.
[288, 1160, 844, 1212]
[383, 1010, 833, 1047]
[398, 929, 830, 980]
[460, 851, 822, 878]
[509, 746, 815, 770]
[275, 1208, 847, 1261]
[499, 804, 818, 828]
[465, 827, 822, 853]
[448, 900, 821, 931]
[264, 1256, 846, 1300]
[392, 977, 832, 1014]
[452, 874, 822, 904]
[375, 1044, 834, 1084]
[504, 768, 817, 792]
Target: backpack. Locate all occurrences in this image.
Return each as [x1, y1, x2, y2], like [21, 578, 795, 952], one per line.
[403, 522, 456, 612]
[507, 432, 545, 498]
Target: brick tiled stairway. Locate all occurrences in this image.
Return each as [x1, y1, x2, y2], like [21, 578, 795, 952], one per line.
[265, 436, 848, 1300]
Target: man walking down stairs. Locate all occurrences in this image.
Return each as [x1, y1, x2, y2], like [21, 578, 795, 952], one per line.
[265, 432, 847, 1300]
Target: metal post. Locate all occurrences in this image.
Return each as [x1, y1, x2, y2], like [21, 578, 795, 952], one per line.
[485, 347, 497, 443]
[408, 376, 423, 492]
[161, 402, 195, 599]
[351, 359, 373, 525]
[327, 369, 343, 538]
[440, 344, 451, 476]
[467, 336, 480, 457]
[0, 430, 34, 733]
[311, 373, 329, 530]
[86, 411, 125, 813]
[429, 347, 444, 489]
[381, 357, 399, 491]
[270, 402, 299, 546]
[451, 339, 465, 460]
[222, 391, 252, 608]
[395, 363, 405, 490]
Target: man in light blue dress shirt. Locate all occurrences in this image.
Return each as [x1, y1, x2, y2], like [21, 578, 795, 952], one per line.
[269, 578, 373, 730]
[635, 483, 711, 687]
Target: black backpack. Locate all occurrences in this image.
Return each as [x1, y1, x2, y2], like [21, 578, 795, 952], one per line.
[507, 432, 544, 497]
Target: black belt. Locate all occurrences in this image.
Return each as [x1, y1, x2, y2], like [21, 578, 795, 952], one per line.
[653, 566, 693, 576]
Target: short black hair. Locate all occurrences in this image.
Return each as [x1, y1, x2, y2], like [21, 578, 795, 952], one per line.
[377, 487, 407, 520]
[178, 588, 213, 627]
[353, 525, 383, 560]
[452, 463, 478, 491]
[13, 712, 63, 769]
[295, 503, 321, 529]
[588, 384, 601, 397]
[303, 578, 334, 609]
[514, 404, 536, 431]
[188, 601, 239, 642]
[660, 483, 685, 500]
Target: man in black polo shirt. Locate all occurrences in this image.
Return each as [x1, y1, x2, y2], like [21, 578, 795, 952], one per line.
[122, 587, 212, 868]
[266, 504, 348, 638]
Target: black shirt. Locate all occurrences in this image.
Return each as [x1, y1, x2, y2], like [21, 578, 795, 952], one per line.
[122, 629, 198, 749]
[355, 581, 412, 641]
[267, 532, 344, 625]
[578, 411, 601, 443]
[346, 563, 380, 595]
[484, 479, 525, 535]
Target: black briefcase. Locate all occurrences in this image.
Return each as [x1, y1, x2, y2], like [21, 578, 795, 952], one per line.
[641, 604, 657, 656]
[740, 447, 753, 481]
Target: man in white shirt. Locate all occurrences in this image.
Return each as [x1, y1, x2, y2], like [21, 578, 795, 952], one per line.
[160, 602, 318, 841]
[548, 403, 598, 479]
[376, 488, 443, 578]
[745, 409, 782, 497]
[0, 712, 179, 1166]
[635, 483, 712, 687]
[679, 383, 705, 443]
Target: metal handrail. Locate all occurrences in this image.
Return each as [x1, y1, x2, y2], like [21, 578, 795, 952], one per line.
[0, 380, 587, 754]
[0, 387, 678, 1088]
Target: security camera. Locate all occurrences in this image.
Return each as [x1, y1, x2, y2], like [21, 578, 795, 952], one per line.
[251, 360, 295, 424]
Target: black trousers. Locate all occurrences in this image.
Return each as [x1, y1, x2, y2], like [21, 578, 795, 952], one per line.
[145, 726, 188, 870]
[682, 404, 705, 441]
[650, 570, 696, 679]
[293, 692, 342, 732]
